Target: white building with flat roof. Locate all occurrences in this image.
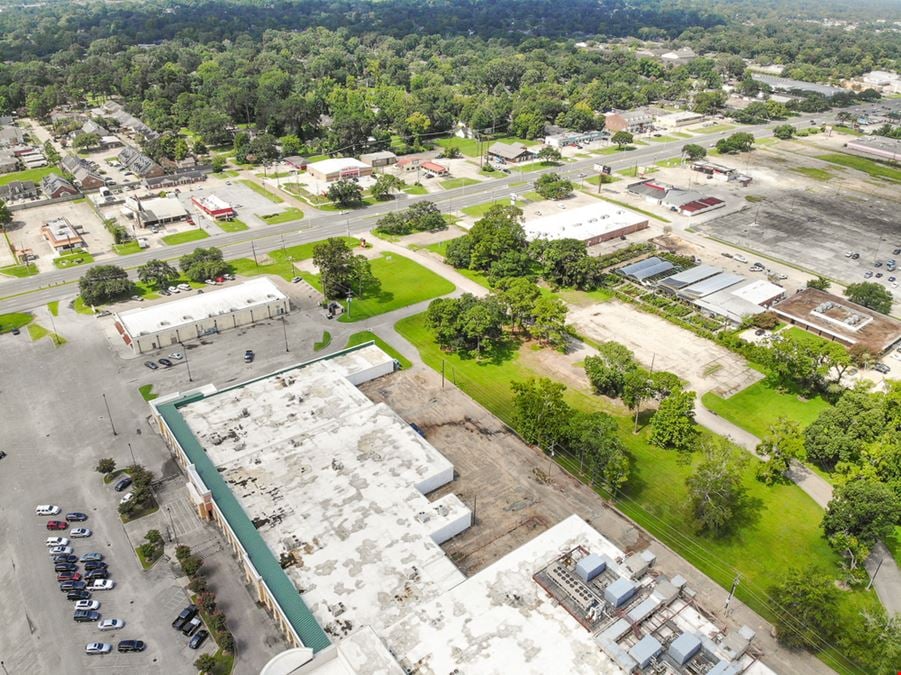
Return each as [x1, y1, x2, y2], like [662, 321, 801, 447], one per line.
[523, 202, 649, 246]
[114, 277, 288, 353]
[307, 157, 372, 182]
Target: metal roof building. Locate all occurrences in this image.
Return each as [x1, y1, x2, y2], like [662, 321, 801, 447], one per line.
[677, 272, 744, 300]
[617, 256, 675, 283]
[659, 264, 722, 291]
[523, 202, 649, 246]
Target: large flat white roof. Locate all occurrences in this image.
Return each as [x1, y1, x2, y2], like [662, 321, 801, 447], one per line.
[131, 196, 187, 220]
[179, 345, 470, 640]
[308, 157, 369, 174]
[522, 202, 648, 242]
[116, 277, 286, 337]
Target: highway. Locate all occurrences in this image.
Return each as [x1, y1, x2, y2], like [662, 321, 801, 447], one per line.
[0, 121, 787, 314]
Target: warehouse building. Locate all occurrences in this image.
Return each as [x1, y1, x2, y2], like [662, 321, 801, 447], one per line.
[773, 288, 901, 353]
[359, 150, 398, 168]
[306, 157, 372, 182]
[523, 202, 649, 246]
[487, 141, 535, 164]
[844, 136, 901, 163]
[114, 278, 288, 353]
[617, 256, 675, 284]
[655, 111, 705, 129]
[750, 74, 844, 97]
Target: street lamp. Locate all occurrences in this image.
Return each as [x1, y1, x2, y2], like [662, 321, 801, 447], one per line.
[179, 342, 193, 382]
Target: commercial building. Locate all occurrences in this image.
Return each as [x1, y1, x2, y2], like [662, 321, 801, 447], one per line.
[0, 180, 37, 201]
[41, 173, 78, 199]
[144, 171, 207, 190]
[860, 70, 901, 94]
[750, 74, 844, 98]
[604, 108, 654, 134]
[655, 111, 705, 129]
[122, 195, 188, 228]
[115, 277, 289, 353]
[674, 270, 784, 324]
[0, 151, 18, 173]
[617, 256, 676, 284]
[487, 141, 535, 164]
[628, 179, 728, 215]
[306, 157, 372, 182]
[523, 202, 649, 246]
[773, 288, 901, 354]
[191, 194, 236, 220]
[844, 136, 901, 163]
[41, 217, 85, 253]
[283, 156, 308, 170]
[420, 160, 449, 175]
[544, 129, 606, 147]
[359, 150, 398, 168]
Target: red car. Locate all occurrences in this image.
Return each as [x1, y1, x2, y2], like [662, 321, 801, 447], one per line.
[47, 520, 68, 531]
[57, 572, 82, 582]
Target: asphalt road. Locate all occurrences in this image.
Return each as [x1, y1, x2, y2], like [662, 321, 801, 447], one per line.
[0, 121, 792, 314]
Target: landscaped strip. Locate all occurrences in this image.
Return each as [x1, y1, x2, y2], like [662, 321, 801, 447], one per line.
[162, 229, 210, 245]
[261, 208, 304, 225]
[815, 153, 901, 182]
[239, 179, 285, 203]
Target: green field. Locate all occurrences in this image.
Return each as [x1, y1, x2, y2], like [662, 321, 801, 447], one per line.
[396, 311, 877, 670]
[48, 301, 59, 316]
[261, 208, 304, 225]
[27, 321, 65, 344]
[591, 146, 623, 155]
[649, 135, 678, 143]
[268, 236, 359, 264]
[313, 330, 332, 352]
[0, 262, 38, 277]
[0, 312, 34, 333]
[792, 166, 834, 181]
[0, 166, 57, 186]
[403, 184, 428, 195]
[138, 384, 158, 401]
[161, 229, 210, 245]
[238, 179, 285, 203]
[617, 165, 658, 177]
[510, 160, 561, 173]
[461, 199, 505, 218]
[345, 330, 412, 369]
[229, 236, 360, 281]
[215, 218, 249, 232]
[655, 157, 684, 168]
[816, 153, 901, 182]
[440, 177, 480, 190]
[694, 123, 735, 133]
[113, 241, 142, 255]
[53, 250, 94, 269]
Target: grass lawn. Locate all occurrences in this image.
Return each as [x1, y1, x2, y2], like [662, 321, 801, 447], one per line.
[744, 195, 766, 203]
[584, 174, 620, 186]
[53, 250, 94, 269]
[461, 199, 505, 218]
[138, 384, 158, 401]
[655, 157, 684, 168]
[113, 241, 142, 255]
[216, 218, 249, 233]
[816, 153, 901, 182]
[315, 197, 377, 212]
[832, 125, 864, 137]
[162, 229, 210, 245]
[887, 526, 901, 563]
[397, 311, 876, 671]
[591, 146, 622, 155]
[754, 136, 779, 147]
[48, 301, 59, 316]
[0, 166, 57, 186]
[441, 177, 480, 190]
[268, 236, 358, 264]
[792, 166, 834, 181]
[330, 253, 454, 322]
[403, 184, 428, 195]
[422, 238, 492, 288]
[238, 179, 284, 203]
[649, 135, 678, 143]
[583, 192, 671, 223]
[0, 312, 33, 333]
[521, 191, 544, 202]
[346, 330, 412, 369]
[135, 544, 162, 569]
[616, 166, 658, 177]
[509, 160, 561, 173]
[695, 123, 735, 134]
[73, 296, 95, 315]
[701, 380, 830, 440]
[671, 131, 694, 139]
[229, 258, 295, 282]
[0, 263, 38, 277]
[557, 287, 613, 306]
[261, 208, 304, 225]
[313, 331, 332, 352]
[27, 322, 65, 344]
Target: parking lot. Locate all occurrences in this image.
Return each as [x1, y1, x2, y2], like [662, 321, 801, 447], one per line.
[178, 180, 294, 227]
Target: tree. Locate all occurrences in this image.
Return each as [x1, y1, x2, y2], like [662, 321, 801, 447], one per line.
[806, 276, 830, 290]
[844, 282, 893, 314]
[511, 378, 570, 452]
[691, 90, 726, 114]
[73, 132, 100, 150]
[805, 389, 886, 468]
[498, 277, 540, 332]
[79, 265, 135, 306]
[681, 143, 706, 161]
[175, 545, 192, 562]
[426, 294, 504, 356]
[511, 111, 546, 140]
[375, 201, 445, 235]
[327, 179, 363, 206]
[584, 341, 638, 398]
[755, 418, 805, 485]
[188, 575, 208, 594]
[95, 458, 116, 474]
[312, 238, 377, 300]
[611, 131, 633, 148]
[137, 259, 179, 290]
[531, 238, 603, 290]
[530, 295, 568, 349]
[370, 173, 405, 201]
[769, 567, 839, 649]
[181, 555, 204, 577]
[649, 390, 699, 451]
[716, 132, 755, 154]
[848, 343, 877, 368]
[567, 411, 629, 492]
[179, 247, 229, 282]
[773, 124, 796, 140]
[211, 155, 227, 173]
[405, 111, 431, 145]
[533, 172, 573, 200]
[622, 368, 653, 432]
[0, 199, 12, 231]
[446, 205, 529, 278]
[823, 478, 901, 553]
[536, 146, 561, 163]
[686, 438, 748, 535]
[194, 654, 218, 674]
[441, 146, 462, 160]
[145, 529, 163, 545]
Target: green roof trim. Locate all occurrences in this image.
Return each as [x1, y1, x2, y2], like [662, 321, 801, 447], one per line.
[152, 345, 383, 653]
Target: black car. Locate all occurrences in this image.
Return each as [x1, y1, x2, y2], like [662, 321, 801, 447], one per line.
[54, 563, 78, 573]
[66, 512, 88, 522]
[182, 616, 202, 637]
[67, 589, 91, 601]
[53, 554, 78, 564]
[158, 358, 173, 368]
[144, 361, 159, 370]
[84, 561, 108, 571]
[60, 580, 86, 592]
[118, 640, 146, 653]
[172, 606, 197, 631]
[893, 248, 901, 255]
[114, 476, 132, 492]
[244, 349, 254, 363]
[188, 630, 209, 650]
[74, 610, 101, 623]
[85, 569, 109, 581]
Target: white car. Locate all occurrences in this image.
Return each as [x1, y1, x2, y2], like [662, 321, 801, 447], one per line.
[35, 505, 61, 516]
[90, 579, 115, 591]
[177, 283, 191, 291]
[70, 528, 92, 538]
[46, 537, 69, 547]
[167, 286, 180, 294]
[169, 352, 184, 360]
[85, 643, 112, 655]
[49, 545, 74, 556]
[74, 600, 100, 611]
[119, 493, 134, 505]
[98, 618, 124, 631]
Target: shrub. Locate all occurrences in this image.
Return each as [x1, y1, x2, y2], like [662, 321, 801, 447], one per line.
[181, 555, 204, 577]
[175, 545, 192, 561]
[95, 458, 116, 474]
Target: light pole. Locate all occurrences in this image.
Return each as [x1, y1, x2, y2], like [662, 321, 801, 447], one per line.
[166, 506, 178, 545]
[127, 442, 137, 466]
[102, 393, 117, 436]
[282, 315, 289, 352]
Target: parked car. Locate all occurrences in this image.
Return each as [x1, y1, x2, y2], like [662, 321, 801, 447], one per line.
[53, 554, 78, 564]
[85, 643, 112, 655]
[74, 600, 100, 611]
[49, 545, 73, 556]
[291, 276, 302, 283]
[90, 579, 115, 591]
[84, 561, 108, 571]
[80, 552, 103, 563]
[54, 563, 78, 573]
[35, 505, 61, 516]
[85, 569, 110, 581]
[74, 610, 100, 623]
[167, 286, 180, 294]
[46, 537, 70, 547]
[98, 619, 125, 631]
[65, 512, 88, 522]
[177, 284, 191, 291]
[113, 476, 132, 492]
[244, 349, 254, 363]
[158, 358, 173, 368]
[873, 363, 891, 374]
[169, 352, 184, 360]
[57, 572, 82, 582]
[172, 606, 197, 631]
[189, 630, 209, 650]
[117, 640, 146, 653]
[67, 590, 91, 601]
[119, 492, 134, 505]
[70, 528, 92, 538]
[143, 361, 158, 370]
[46, 520, 67, 530]
[182, 616, 202, 637]
[60, 580, 87, 592]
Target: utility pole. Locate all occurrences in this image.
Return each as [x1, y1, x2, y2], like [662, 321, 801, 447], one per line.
[724, 575, 740, 610]
[282, 316, 289, 352]
[102, 393, 117, 436]
[181, 343, 193, 382]
[866, 558, 884, 591]
[251, 240, 258, 266]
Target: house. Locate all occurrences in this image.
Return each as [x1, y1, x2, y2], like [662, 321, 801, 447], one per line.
[99, 101, 159, 140]
[359, 151, 398, 168]
[654, 111, 705, 129]
[0, 151, 18, 173]
[0, 126, 25, 148]
[487, 142, 535, 164]
[660, 47, 697, 64]
[118, 146, 165, 178]
[421, 160, 449, 176]
[284, 156, 308, 170]
[41, 173, 79, 199]
[0, 180, 37, 201]
[20, 151, 47, 169]
[160, 156, 197, 172]
[42, 217, 85, 253]
[60, 155, 105, 190]
[306, 157, 372, 183]
[604, 109, 654, 134]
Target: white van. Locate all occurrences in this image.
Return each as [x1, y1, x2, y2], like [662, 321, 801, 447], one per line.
[35, 505, 61, 516]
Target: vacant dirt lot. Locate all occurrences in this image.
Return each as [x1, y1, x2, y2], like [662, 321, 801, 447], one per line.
[568, 300, 762, 397]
